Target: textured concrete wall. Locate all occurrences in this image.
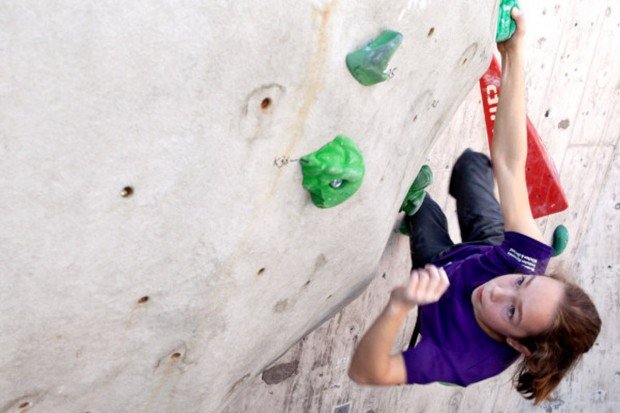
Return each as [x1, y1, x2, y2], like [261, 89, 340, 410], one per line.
[0, 1, 497, 412]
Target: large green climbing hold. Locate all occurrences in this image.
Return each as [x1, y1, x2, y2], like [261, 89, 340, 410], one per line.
[496, 0, 520, 42]
[346, 30, 403, 86]
[552, 224, 569, 257]
[399, 165, 433, 215]
[300, 135, 365, 208]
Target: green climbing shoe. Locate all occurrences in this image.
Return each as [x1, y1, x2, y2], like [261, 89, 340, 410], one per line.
[399, 165, 433, 215]
[399, 165, 433, 235]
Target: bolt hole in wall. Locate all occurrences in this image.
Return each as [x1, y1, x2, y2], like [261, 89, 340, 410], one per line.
[427, 27, 434, 37]
[170, 352, 181, 360]
[19, 402, 31, 409]
[138, 296, 149, 304]
[121, 186, 134, 197]
[257, 267, 266, 276]
[261, 97, 271, 109]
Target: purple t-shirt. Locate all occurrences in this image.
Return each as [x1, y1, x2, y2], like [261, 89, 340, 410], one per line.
[402, 231, 553, 386]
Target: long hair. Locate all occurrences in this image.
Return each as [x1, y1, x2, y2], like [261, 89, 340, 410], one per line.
[512, 274, 601, 404]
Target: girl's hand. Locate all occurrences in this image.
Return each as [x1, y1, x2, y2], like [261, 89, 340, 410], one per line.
[497, 8, 526, 56]
[389, 265, 450, 314]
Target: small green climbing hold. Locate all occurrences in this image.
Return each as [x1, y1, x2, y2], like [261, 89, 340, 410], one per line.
[438, 381, 460, 387]
[496, 0, 520, 42]
[346, 30, 403, 86]
[552, 224, 569, 257]
[300, 135, 365, 208]
[399, 165, 433, 215]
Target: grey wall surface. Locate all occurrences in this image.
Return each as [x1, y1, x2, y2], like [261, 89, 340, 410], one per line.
[0, 1, 497, 412]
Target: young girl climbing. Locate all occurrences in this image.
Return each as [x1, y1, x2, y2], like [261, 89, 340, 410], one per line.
[348, 8, 601, 404]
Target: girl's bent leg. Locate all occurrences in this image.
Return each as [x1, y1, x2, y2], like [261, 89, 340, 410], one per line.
[449, 148, 504, 245]
[405, 194, 454, 268]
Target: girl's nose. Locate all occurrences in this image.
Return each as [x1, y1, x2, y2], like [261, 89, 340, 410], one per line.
[491, 286, 511, 302]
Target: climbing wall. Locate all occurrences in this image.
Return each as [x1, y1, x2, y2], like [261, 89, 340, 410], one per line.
[0, 1, 498, 412]
[224, 0, 620, 411]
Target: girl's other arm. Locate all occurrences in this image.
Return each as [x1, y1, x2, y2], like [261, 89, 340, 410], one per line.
[492, 8, 544, 242]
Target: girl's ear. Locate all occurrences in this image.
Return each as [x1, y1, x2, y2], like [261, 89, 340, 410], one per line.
[507, 337, 532, 356]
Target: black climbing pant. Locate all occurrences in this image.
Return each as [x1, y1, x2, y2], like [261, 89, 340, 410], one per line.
[405, 149, 505, 349]
[405, 148, 505, 269]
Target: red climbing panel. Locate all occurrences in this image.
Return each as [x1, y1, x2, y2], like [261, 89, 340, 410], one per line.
[479, 56, 568, 218]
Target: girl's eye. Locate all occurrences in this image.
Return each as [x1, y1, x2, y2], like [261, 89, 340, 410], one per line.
[516, 275, 526, 286]
[508, 306, 516, 319]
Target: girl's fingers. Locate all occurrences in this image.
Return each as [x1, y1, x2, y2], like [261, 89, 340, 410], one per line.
[425, 264, 441, 290]
[407, 270, 420, 296]
[417, 268, 430, 295]
[408, 265, 450, 304]
[437, 267, 450, 295]
[511, 7, 526, 34]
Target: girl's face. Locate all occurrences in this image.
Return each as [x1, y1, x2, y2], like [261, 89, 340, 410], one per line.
[471, 274, 565, 339]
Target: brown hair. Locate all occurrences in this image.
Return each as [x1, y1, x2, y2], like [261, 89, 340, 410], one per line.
[512, 274, 601, 404]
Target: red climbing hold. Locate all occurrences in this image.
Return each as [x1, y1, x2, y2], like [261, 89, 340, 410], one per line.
[479, 56, 568, 218]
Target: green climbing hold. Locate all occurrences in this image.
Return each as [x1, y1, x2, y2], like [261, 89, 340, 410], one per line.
[346, 30, 403, 86]
[552, 224, 569, 257]
[496, 0, 520, 42]
[300, 135, 365, 208]
[400, 165, 433, 215]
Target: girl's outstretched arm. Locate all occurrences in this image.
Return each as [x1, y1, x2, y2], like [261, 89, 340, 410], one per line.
[492, 8, 544, 242]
